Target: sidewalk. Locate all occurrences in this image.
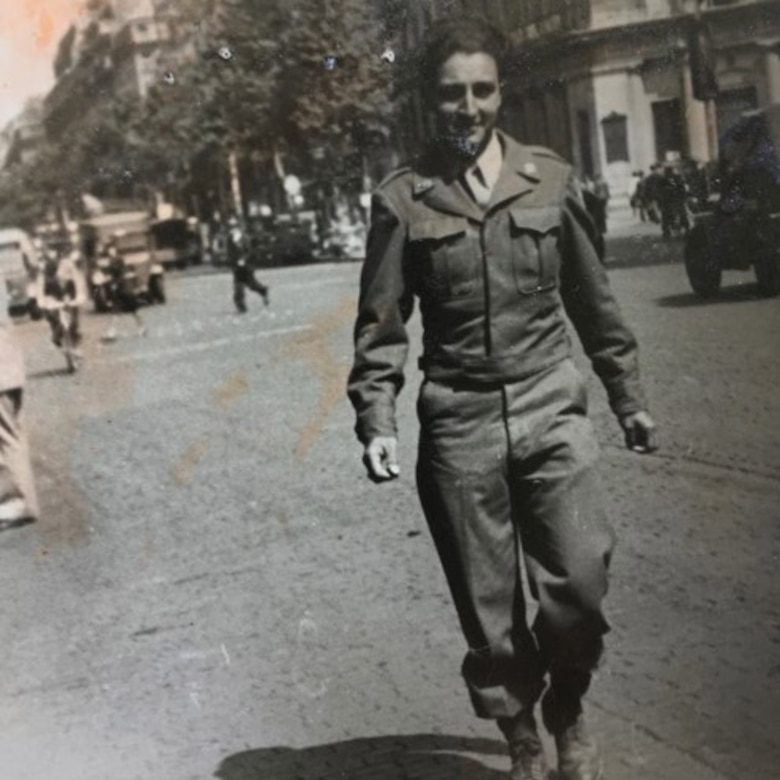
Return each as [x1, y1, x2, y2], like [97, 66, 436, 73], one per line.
[607, 204, 662, 238]
[603, 205, 684, 269]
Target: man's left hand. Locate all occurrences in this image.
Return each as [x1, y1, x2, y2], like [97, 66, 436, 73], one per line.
[620, 411, 657, 453]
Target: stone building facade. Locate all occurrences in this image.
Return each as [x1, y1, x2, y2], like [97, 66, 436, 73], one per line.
[396, 0, 780, 199]
[43, 0, 190, 141]
[2, 99, 45, 168]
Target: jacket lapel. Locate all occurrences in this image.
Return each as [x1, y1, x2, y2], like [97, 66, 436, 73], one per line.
[410, 131, 541, 220]
[487, 132, 540, 211]
[410, 143, 484, 222]
[413, 171, 486, 223]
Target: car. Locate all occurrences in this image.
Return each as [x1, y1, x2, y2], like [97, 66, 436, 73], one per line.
[684, 103, 780, 298]
[0, 227, 37, 316]
[79, 212, 166, 312]
[248, 212, 319, 266]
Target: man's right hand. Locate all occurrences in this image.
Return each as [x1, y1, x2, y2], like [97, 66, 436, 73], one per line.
[363, 436, 400, 482]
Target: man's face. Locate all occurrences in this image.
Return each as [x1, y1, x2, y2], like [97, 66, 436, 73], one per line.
[434, 51, 502, 158]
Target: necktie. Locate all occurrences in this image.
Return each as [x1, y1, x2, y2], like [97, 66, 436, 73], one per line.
[465, 165, 492, 207]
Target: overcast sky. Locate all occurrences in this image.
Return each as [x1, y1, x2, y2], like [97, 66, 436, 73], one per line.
[0, 1, 86, 127]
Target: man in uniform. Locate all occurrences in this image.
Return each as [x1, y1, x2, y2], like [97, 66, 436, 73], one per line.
[1, 282, 38, 529]
[348, 17, 656, 780]
[227, 218, 270, 313]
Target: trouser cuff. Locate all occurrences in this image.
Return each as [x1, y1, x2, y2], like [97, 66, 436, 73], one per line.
[541, 671, 591, 734]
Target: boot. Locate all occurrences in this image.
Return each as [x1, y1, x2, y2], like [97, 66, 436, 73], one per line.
[542, 675, 603, 780]
[498, 709, 548, 780]
[554, 714, 603, 780]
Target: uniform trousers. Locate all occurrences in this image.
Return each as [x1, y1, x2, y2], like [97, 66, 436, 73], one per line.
[415, 358, 614, 723]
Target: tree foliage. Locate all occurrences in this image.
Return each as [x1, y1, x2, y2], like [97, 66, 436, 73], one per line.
[270, 0, 395, 149]
[0, 0, 400, 227]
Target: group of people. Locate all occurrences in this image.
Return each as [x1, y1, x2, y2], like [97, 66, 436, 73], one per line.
[628, 163, 698, 238]
[33, 237, 147, 353]
[17, 218, 272, 372]
[0, 234, 148, 530]
[0, 220, 269, 531]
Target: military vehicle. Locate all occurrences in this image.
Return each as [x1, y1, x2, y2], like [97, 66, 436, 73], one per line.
[684, 103, 780, 298]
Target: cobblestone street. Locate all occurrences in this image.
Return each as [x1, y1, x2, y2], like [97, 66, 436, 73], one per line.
[1, 236, 778, 780]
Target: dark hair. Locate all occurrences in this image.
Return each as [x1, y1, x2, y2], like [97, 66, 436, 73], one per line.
[418, 17, 509, 97]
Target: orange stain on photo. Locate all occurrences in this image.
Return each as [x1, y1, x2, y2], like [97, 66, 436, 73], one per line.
[1, 2, 85, 59]
[1, 1, 86, 119]
[33, 7, 54, 49]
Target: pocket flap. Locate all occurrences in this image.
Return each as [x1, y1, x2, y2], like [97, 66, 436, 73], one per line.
[409, 217, 469, 242]
[510, 207, 560, 234]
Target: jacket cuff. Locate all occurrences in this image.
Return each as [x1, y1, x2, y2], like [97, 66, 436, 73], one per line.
[606, 381, 648, 419]
[355, 404, 398, 445]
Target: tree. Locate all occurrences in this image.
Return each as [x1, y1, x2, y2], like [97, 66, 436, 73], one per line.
[0, 0, 401, 227]
[271, 0, 396, 157]
[135, 0, 399, 214]
[139, 0, 281, 158]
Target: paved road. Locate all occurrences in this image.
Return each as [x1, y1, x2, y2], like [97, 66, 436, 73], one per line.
[1, 242, 778, 780]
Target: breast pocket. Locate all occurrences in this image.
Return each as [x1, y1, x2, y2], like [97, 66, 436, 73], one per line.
[509, 207, 561, 294]
[409, 217, 479, 299]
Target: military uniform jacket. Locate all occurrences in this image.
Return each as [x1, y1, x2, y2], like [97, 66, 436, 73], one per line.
[348, 131, 647, 444]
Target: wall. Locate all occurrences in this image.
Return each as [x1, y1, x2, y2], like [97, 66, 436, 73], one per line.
[567, 74, 608, 178]
[592, 70, 634, 194]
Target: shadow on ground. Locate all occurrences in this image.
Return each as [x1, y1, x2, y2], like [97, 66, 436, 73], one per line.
[604, 232, 682, 269]
[214, 734, 520, 779]
[655, 282, 762, 308]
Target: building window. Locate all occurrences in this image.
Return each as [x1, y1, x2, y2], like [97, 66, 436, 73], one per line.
[601, 112, 629, 163]
[577, 110, 594, 177]
[652, 99, 685, 162]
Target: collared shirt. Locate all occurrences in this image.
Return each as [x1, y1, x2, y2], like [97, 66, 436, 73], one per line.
[463, 131, 503, 207]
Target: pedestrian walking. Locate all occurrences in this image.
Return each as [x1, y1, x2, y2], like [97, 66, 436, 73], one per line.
[0, 283, 38, 530]
[348, 17, 656, 780]
[658, 165, 689, 239]
[228, 219, 269, 313]
[628, 170, 647, 221]
[643, 164, 663, 223]
[591, 173, 610, 234]
[36, 248, 88, 354]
